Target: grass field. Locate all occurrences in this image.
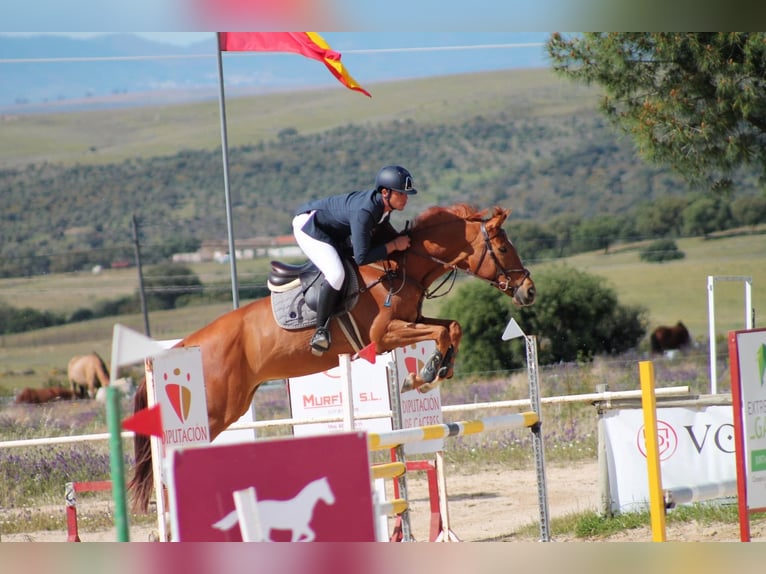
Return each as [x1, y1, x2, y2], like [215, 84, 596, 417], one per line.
[0, 69, 594, 169]
[540, 231, 766, 338]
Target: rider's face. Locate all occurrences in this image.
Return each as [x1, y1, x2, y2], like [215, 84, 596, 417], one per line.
[387, 190, 408, 211]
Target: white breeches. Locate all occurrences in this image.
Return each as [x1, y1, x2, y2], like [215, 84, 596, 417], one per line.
[292, 212, 345, 290]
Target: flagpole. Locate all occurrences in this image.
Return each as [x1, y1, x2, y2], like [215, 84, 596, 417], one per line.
[215, 32, 240, 309]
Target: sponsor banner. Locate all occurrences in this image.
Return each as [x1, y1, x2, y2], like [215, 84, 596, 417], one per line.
[394, 342, 444, 455]
[167, 432, 377, 541]
[732, 329, 766, 509]
[604, 405, 735, 513]
[289, 354, 393, 436]
[288, 342, 443, 454]
[148, 347, 211, 454]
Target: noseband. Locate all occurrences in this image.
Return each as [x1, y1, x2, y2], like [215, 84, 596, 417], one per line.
[473, 221, 531, 294]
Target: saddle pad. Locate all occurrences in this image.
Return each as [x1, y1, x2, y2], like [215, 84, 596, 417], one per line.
[270, 267, 361, 331]
[270, 290, 317, 330]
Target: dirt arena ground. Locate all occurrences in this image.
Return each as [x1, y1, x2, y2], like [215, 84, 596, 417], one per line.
[3, 460, 760, 543]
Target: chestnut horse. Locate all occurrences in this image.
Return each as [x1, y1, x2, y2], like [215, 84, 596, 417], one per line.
[129, 203, 536, 512]
[67, 352, 110, 399]
[650, 321, 691, 354]
[15, 386, 76, 404]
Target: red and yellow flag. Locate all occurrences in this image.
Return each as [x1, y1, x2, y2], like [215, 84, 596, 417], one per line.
[218, 32, 371, 97]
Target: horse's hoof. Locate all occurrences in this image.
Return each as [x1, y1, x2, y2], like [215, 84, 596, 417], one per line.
[400, 373, 417, 393]
[437, 365, 450, 379]
[420, 351, 443, 383]
[417, 380, 442, 394]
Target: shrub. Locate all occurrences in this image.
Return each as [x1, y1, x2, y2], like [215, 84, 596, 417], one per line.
[639, 238, 685, 263]
[438, 264, 649, 371]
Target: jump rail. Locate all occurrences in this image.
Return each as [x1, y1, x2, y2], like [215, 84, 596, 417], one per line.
[367, 412, 539, 451]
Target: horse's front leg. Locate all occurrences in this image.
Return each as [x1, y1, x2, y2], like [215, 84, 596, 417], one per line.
[372, 316, 462, 393]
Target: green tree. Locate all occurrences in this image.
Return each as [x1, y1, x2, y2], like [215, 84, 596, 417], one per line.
[547, 33, 766, 187]
[511, 221, 558, 262]
[142, 264, 203, 310]
[439, 283, 525, 376]
[572, 214, 623, 254]
[635, 196, 689, 238]
[514, 265, 648, 363]
[730, 196, 766, 229]
[682, 196, 731, 237]
[439, 266, 648, 372]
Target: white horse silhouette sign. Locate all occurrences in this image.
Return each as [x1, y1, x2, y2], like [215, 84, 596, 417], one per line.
[212, 476, 336, 541]
[167, 432, 376, 541]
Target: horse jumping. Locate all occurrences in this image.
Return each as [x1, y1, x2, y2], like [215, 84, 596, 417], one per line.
[650, 321, 691, 354]
[129, 203, 536, 512]
[67, 352, 110, 399]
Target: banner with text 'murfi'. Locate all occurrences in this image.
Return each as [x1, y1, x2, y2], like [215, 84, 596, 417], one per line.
[287, 341, 443, 455]
[288, 353, 393, 436]
[147, 347, 210, 455]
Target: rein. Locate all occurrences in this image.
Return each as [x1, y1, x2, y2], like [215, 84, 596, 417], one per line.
[406, 220, 530, 295]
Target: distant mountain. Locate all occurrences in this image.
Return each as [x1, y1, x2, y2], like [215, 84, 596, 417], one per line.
[0, 33, 551, 112]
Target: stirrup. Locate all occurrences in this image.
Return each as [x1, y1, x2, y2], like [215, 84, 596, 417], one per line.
[310, 327, 331, 354]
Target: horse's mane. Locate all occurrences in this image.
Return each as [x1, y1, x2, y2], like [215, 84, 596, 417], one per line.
[412, 203, 492, 230]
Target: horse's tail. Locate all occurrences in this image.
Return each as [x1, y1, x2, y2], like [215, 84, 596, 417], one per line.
[128, 376, 154, 513]
[94, 352, 111, 387]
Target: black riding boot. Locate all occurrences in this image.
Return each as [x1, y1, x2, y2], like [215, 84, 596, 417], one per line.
[310, 282, 341, 353]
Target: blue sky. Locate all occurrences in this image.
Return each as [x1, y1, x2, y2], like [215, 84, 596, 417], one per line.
[1, 1, 752, 35]
[0, 32, 213, 46]
[1, 1, 578, 32]
[1, 0, 720, 33]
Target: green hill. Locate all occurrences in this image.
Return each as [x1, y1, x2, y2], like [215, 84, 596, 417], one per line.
[2, 67, 762, 279]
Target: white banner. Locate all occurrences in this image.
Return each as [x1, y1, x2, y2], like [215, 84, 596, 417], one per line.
[732, 329, 766, 510]
[603, 405, 735, 513]
[148, 347, 211, 452]
[288, 341, 444, 455]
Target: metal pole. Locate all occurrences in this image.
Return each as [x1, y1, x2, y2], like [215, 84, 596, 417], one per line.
[132, 214, 150, 336]
[106, 386, 130, 541]
[707, 276, 717, 394]
[387, 358, 413, 542]
[526, 335, 551, 542]
[215, 33, 240, 309]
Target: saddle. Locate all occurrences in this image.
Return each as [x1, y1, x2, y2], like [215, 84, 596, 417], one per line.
[267, 258, 361, 338]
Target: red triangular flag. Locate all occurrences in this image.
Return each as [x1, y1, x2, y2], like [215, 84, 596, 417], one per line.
[122, 404, 163, 438]
[355, 342, 377, 364]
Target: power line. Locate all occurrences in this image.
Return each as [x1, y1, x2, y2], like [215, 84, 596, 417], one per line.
[0, 43, 546, 65]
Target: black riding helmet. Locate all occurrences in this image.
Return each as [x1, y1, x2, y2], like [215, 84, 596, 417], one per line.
[375, 165, 417, 195]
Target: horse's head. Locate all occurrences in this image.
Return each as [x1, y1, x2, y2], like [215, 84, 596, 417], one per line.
[411, 204, 535, 307]
[474, 207, 536, 307]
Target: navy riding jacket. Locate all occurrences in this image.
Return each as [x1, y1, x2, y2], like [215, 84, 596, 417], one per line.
[294, 189, 397, 265]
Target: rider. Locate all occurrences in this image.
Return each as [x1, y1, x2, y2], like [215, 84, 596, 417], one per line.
[292, 165, 417, 353]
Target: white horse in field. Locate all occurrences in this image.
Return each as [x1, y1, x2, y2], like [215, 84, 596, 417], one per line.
[212, 476, 335, 541]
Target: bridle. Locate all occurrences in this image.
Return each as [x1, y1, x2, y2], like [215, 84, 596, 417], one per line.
[406, 219, 531, 296]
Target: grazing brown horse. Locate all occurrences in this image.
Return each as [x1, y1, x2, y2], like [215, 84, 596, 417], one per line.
[129, 203, 536, 512]
[15, 386, 76, 404]
[67, 352, 110, 399]
[650, 321, 691, 354]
